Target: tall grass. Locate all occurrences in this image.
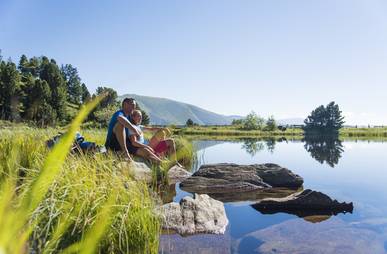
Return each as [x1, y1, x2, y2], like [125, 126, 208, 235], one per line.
[0, 97, 161, 253]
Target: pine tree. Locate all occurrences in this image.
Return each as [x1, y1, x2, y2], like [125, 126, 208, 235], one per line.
[39, 57, 68, 121]
[304, 101, 345, 134]
[18, 54, 29, 75]
[80, 83, 91, 103]
[95, 86, 118, 109]
[0, 61, 22, 120]
[61, 64, 82, 105]
[23, 79, 55, 124]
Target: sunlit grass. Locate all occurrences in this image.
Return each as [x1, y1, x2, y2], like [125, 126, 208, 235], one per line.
[0, 97, 161, 254]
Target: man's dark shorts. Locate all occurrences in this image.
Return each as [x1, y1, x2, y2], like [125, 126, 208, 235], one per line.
[105, 133, 139, 154]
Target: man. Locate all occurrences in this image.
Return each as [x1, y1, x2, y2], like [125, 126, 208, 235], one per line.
[105, 98, 141, 161]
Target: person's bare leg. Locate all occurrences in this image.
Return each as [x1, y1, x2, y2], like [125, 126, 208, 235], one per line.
[148, 136, 159, 149]
[136, 147, 162, 164]
[113, 122, 132, 161]
[165, 139, 182, 167]
[149, 128, 167, 149]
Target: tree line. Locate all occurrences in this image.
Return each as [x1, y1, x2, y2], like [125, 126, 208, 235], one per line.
[231, 112, 277, 131]
[230, 101, 344, 134]
[0, 51, 149, 126]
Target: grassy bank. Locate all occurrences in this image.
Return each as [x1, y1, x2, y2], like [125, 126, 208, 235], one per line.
[173, 125, 387, 139]
[173, 125, 303, 137]
[340, 127, 387, 138]
[0, 128, 161, 253]
[0, 119, 194, 253]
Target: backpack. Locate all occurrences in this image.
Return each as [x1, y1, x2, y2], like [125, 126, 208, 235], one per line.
[46, 132, 98, 154]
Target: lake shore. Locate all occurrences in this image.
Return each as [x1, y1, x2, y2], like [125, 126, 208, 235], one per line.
[172, 125, 387, 139]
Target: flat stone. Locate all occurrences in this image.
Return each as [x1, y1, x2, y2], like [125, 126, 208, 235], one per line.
[180, 163, 303, 199]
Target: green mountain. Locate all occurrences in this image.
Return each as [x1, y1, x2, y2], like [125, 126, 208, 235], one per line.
[118, 94, 242, 125]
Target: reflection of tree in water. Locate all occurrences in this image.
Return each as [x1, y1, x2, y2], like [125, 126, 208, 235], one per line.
[241, 138, 278, 156]
[265, 138, 276, 153]
[241, 139, 265, 156]
[303, 136, 344, 167]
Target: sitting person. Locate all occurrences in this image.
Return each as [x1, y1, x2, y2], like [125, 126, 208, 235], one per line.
[104, 98, 141, 162]
[128, 110, 181, 166]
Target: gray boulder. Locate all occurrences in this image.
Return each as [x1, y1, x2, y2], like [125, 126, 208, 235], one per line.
[180, 163, 303, 196]
[253, 163, 304, 188]
[167, 165, 191, 184]
[161, 194, 229, 235]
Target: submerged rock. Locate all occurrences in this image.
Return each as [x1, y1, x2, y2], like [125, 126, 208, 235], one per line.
[159, 229, 232, 254]
[180, 163, 303, 198]
[234, 217, 384, 254]
[161, 194, 229, 235]
[252, 189, 354, 219]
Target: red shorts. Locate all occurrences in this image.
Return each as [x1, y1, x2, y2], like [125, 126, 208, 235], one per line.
[154, 140, 169, 155]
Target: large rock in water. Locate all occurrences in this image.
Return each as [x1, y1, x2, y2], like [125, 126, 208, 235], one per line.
[180, 163, 303, 195]
[252, 189, 354, 218]
[253, 163, 304, 188]
[161, 194, 229, 235]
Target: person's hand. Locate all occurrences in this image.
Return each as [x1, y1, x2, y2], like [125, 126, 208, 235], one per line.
[146, 145, 155, 153]
[121, 151, 133, 162]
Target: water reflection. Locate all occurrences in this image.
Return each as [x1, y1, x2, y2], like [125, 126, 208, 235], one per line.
[160, 138, 387, 254]
[238, 136, 345, 167]
[241, 139, 265, 156]
[265, 138, 276, 153]
[303, 136, 344, 167]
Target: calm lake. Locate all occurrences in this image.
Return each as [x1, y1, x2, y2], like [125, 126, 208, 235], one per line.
[159, 138, 387, 254]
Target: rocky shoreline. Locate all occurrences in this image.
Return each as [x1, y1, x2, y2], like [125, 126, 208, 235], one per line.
[125, 161, 353, 235]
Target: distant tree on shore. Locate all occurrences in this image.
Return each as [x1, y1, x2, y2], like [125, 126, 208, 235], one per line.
[186, 118, 194, 127]
[265, 115, 277, 131]
[304, 102, 344, 135]
[242, 111, 264, 130]
[231, 119, 243, 125]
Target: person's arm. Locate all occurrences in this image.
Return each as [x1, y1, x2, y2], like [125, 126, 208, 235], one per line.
[117, 115, 140, 136]
[142, 126, 161, 132]
[129, 135, 155, 152]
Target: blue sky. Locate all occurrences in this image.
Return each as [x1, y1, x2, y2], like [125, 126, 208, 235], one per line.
[1, 0, 387, 125]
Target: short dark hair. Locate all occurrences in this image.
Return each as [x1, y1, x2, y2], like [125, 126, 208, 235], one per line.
[122, 97, 136, 107]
